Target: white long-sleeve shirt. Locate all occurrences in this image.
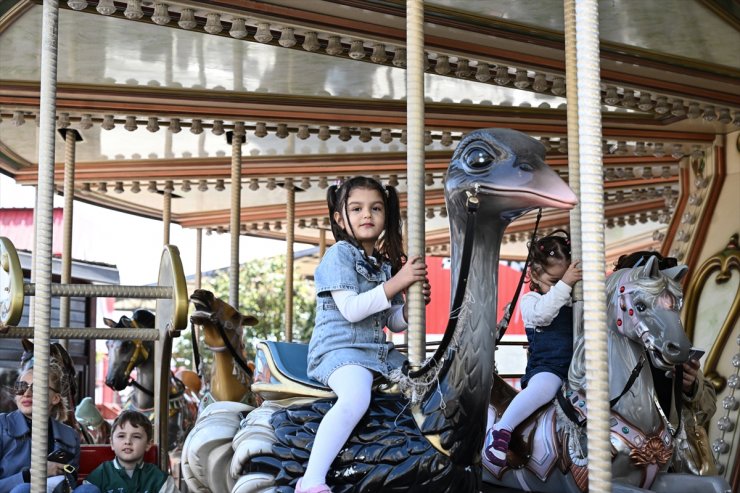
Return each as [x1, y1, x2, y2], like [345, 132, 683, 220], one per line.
[331, 285, 408, 332]
[519, 280, 573, 329]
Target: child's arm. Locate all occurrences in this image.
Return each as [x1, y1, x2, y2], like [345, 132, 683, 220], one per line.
[519, 281, 572, 328]
[331, 286, 392, 322]
[387, 305, 407, 332]
[383, 256, 427, 300]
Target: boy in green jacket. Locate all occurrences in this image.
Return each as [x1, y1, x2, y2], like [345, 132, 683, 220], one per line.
[85, 410, 176, 493]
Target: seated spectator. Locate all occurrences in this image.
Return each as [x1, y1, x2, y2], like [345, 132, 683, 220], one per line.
[0, 365, 100, 493]
[85, 410, 176, 493]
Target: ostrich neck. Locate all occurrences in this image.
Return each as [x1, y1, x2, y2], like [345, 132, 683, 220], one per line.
[426, 202, 505, 460]
[608, 330, 663, 433]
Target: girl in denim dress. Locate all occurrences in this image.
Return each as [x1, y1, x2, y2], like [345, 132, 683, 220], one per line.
[298, 176, 430, 493]
[484, 230, 581, 467]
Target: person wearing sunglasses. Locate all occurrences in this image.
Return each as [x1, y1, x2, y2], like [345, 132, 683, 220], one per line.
[0, 364, 100, 493]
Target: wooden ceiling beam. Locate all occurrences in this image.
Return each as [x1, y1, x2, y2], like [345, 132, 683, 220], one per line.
[12, 153, 681, 183]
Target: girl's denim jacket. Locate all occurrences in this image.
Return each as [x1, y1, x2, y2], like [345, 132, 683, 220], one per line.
[307, 241, 406, 385]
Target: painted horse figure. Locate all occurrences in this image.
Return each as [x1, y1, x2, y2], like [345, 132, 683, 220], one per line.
[189, 289, 258, 411]
[21, 339, 110, 444]
[180, 290, 260, 493]
[483, 257, 731, 492]
[104, 309, 197, 452]
[181, 128, 577, 493]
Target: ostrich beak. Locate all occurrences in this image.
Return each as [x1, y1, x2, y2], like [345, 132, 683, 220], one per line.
[475, 162, 578, 212]
[524, 164, 578, 210]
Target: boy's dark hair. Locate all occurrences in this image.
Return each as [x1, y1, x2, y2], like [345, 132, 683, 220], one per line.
[111, 409, 153, 441]
[527, 229, 572, 291]
[614, 250, 678, 271]
[327, 176, 405, 274]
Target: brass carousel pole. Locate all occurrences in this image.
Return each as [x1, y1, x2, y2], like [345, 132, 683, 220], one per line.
[573, 1, 612, 490]
[228, 123, 244, 308]
[319, 227, 327, 259]
[163, 180, 172, 245]
[59, 129, 81, 348]
[195, 228, 202, 290]
[285, 177, 295, 342]
[406, 0, 426, 368]
[564, 1, 584, 382]
[31, 0, 60, 489]
[193, 227, 202, 372]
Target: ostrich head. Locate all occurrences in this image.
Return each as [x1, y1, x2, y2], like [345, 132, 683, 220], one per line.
[446, 128, 577, 221]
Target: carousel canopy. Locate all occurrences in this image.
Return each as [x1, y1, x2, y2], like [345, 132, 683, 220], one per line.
[0, 0, 738, 262]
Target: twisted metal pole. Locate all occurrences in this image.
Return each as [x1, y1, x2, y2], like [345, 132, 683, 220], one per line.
[59, 130, 78, 343]
[31, 1, 60, 489]
[406, 0, 426, 367]
[575, 1, 612, 490]
[162, 181, 172, 245]
[229, 125, 243, 308]
[25, 283, 172, 298]
[195, 228, 202, 290]
[319, 228, 327, 259]
[285, 177, 295, 342]
[564, 0, 586, 392]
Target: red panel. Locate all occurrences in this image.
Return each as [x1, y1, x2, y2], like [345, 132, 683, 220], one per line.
[78, 445, 158, 481]
[425, 257, 527, 336]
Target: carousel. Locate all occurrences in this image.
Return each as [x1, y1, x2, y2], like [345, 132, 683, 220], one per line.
[0, 1, 738, 492]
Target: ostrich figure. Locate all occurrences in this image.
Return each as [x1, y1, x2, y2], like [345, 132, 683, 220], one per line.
[184, 128, 577, 493]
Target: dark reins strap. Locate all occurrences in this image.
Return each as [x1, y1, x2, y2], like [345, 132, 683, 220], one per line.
[215, 321, 254, 378]
[496, 208, 542, 344]
[405, 194, 479, 379]
[609, 354, 645, 408]
[672, 364, 683, 437]
[190, 321, 202, 377]
[129, 372, 186, 400]
[559, 354, 646, 429]
[130, 378, 154, 397]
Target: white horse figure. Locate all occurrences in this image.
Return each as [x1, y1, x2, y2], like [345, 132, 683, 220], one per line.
[483, 257, 731, 493]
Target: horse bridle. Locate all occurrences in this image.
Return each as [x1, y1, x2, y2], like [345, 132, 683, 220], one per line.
[123, 339, 154, 397]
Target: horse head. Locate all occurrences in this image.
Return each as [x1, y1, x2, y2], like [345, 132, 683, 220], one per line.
[104, 309, 155, 391]
[606, 255, 691, 370]
[189, 289, 258, 351]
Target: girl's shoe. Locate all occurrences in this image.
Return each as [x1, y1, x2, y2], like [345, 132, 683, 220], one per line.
[295, 478, 332, 493]
[484, 427, 512, 467]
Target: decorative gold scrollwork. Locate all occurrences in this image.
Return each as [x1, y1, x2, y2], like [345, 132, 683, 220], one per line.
[683, 234, 740, 393]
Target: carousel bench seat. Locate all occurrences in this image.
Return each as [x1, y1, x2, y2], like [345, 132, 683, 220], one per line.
[77, 444, 158, 482]
[253, 341, 398, 401]
[263, 341, 328, 390]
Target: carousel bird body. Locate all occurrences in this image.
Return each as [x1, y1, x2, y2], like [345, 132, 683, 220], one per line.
[182, 128, 577, 492]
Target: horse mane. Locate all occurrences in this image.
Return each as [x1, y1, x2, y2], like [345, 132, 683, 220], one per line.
[567, 264, 683, 391]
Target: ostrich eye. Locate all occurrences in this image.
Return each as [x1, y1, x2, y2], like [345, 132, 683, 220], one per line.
[464, 147, 494, 172]
[635, 301, 647, 312]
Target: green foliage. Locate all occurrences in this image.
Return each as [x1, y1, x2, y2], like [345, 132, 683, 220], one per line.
[173, 254, 316, 365]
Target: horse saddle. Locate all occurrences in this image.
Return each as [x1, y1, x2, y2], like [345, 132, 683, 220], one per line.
[487, 374, 564, 481]
[251, 341, 397, 401]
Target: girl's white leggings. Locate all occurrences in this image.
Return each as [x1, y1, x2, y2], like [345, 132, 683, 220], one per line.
[494, 371, 562, 431]
[301, 364, 373, 487]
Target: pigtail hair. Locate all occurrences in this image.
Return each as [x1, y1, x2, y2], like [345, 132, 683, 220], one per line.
[378, 184, 405, 274]
[326, 184, 348, 242]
